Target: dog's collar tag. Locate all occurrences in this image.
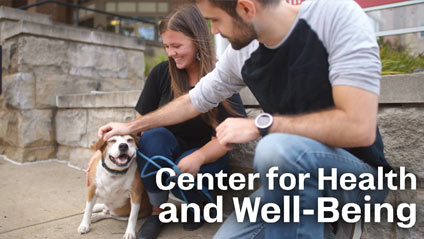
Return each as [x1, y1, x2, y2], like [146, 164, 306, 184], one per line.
[101, 157, 130, 175]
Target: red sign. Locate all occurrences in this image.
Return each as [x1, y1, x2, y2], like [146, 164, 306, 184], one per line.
[286, 0, 409, 8]
[354, 0, 409, 8]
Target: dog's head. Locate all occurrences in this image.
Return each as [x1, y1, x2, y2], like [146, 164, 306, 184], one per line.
[100, 135, 138, 172]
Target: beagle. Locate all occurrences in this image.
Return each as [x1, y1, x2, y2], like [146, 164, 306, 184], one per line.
[78, 135, 151, 239]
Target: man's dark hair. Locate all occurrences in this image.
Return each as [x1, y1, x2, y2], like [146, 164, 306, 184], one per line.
[195, 0, 280, 17]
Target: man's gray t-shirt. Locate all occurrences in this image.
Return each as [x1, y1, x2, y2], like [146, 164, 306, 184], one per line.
[189, 0, 381, 112]
[189, 0, 390, 170]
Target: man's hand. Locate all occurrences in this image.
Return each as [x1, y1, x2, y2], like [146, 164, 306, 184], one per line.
[177, 153, 204, 177]
[216, 118, 260, 149]
[98, 122, 132, 141]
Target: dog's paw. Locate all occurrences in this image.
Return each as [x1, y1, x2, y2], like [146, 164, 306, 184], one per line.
[123, 231, 136, 239]
[77, 223, 90, 234]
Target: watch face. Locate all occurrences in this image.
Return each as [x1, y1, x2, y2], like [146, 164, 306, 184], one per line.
[257, 115, 271, 126]
[256, 113, 273, 129]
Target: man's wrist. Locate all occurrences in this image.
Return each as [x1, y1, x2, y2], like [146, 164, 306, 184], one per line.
[127, 120, 139, 135]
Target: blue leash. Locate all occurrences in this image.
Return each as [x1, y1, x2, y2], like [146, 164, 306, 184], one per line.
[137, 150, 216, 208]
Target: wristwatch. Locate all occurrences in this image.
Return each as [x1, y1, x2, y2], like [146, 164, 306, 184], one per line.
[255, 113, 273, 137]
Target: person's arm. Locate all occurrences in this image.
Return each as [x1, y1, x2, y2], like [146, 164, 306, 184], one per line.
[98, 94, 200, 141]
[216, 85, 378, 148]
[271, 86, 378, 146]
[176, 137, 228, 176]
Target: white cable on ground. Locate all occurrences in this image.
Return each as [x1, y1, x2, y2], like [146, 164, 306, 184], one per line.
[0, 154, 86, 172]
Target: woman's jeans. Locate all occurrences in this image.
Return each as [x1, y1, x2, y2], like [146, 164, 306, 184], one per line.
[214, 133, 389, 239]
[137, 127, 228, 206]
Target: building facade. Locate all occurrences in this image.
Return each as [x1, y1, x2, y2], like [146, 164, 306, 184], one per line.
[1, 0, 422, 54]
[73, 0, 192, 40]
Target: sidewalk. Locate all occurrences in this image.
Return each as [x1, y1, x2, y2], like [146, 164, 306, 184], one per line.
[0, 156, 221, 239]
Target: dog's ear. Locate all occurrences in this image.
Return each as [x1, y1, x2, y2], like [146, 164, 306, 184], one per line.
[131, 133, 141, 148]
[90, 138, 107, 152]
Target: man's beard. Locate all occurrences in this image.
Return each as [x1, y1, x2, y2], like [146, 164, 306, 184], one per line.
[224, 17, 257, 50]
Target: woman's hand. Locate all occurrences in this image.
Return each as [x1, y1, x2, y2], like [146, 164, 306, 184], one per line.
[177, 153, 205, 177]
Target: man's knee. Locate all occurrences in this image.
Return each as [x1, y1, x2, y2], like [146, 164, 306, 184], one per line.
[253, 133, 316, 175]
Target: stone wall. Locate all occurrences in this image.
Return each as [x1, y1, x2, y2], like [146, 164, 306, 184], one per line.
[55, 91, 141, 168]
[0, 6, 145, 162]
[53, 73, 424, 238]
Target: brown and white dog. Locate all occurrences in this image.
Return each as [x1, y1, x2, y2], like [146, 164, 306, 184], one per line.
[78, 135, 151, 239]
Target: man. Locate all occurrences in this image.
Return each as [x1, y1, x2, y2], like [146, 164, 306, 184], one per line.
[99, 0, 392, 238]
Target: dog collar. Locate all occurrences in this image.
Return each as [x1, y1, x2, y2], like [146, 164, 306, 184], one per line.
[101, 156, 130, 175]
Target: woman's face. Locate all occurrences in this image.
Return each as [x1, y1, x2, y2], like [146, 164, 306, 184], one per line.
[161, 29, 197, 70]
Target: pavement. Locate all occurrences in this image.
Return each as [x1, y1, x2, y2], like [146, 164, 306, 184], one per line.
[0, 156, 221, 239]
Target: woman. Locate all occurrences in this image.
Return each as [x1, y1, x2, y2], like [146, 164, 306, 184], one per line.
[135, 4, 246, 239]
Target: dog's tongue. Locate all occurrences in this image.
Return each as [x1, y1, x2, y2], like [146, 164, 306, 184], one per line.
[117, 155, 129, 164]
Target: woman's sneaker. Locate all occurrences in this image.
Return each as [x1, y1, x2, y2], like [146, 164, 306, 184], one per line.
[137, 215, 162, 239]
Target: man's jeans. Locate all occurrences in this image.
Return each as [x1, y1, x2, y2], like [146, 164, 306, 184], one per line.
[214, 133, 388, 239]
[137, 127, 228, 206]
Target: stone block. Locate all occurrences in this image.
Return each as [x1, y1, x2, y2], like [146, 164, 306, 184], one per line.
[18, 36, 67, 67]
[3, 73, 35, 109]
[96, 47, 127, 79]
[0, 6, 52, 25]
[0, 110, 8, 145]
[362, 213, 396, 238]
[56, 91, 140, 109]
[86, 109, 136, 147]
[395, 189, 424, 239]
[1, 110, 18, 146]
[66, 43, 96, 71]
[4, 145, 56, 163]
[99, 78, 139, 92]
[378, 107, 424, 180]
[126, 50, 145, 80]
[21, 110, 54, 148]
[35, 74, 98, 108]
[68, 43, 127, 79]
[0, 94, 5, 110]
[56, 145, 70, 161]
[1, 38, 18, 75]
[57, 145, 96, 169]
[55, 109, 88, 148]
[362, 190, 397, 238]
[1, 109, 54, 148]
[68, 147, 95, 170]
